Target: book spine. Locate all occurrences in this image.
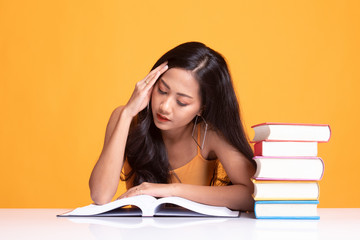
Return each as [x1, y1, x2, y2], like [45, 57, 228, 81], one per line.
[254, 142, 263, 156]
[254, 141, 318, 157]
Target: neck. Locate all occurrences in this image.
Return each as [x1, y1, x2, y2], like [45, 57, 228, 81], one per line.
[161, 123, 194, 144]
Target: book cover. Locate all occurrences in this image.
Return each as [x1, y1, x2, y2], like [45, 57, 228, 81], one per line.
[253, 156, 325, 181]
[254, 140, 318, 157]
[254, 200, 320, 220]
[251, 122, 331, 143]
[252, 180, 320, 200]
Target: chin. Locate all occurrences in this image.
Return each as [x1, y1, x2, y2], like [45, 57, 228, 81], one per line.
[153, 121, 171, 131]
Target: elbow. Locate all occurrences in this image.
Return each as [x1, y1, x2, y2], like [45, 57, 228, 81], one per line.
[89, 180, 114, 205]
[241, 184, 255, 212]
[90, 191, 113, 205]
[231, 183, 255, 212]
[89, 178, 115, 205]
[240, 185, 255, 211]
[242, 197, 255, 212]
[231, 196, 254, 212]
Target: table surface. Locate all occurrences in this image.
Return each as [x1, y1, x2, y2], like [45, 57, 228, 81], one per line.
[1, 208, 359, 240]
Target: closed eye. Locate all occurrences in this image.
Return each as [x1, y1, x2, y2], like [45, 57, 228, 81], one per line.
[158, 86, 167, 95]
[177, 100, 188, 107]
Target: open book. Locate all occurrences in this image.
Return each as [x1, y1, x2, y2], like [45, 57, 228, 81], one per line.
[58, 195, 240, 218]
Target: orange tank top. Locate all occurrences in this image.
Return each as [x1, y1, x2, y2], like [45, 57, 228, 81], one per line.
[169, 126, 217, 185]
[123, 127, 218, 189]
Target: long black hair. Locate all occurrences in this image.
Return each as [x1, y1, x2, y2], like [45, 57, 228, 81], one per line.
[124, 42, 254, 186]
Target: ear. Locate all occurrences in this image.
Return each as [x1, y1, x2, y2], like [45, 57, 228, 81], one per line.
[198, 105, 205, 116]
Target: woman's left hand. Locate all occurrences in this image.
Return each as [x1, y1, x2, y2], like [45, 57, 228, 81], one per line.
[117, 182, 176, 200]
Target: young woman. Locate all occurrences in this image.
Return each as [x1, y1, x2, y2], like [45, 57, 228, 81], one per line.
[89, 42, 255, 211]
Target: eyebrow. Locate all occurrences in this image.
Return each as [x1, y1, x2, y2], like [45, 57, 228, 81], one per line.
[160, 79, 193, 99]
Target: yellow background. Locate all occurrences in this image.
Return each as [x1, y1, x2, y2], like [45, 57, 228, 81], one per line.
[1, 0, 359, 208]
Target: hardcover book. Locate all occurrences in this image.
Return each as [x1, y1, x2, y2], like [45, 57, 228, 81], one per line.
[251, 122, 331, 142]
[254, 200, 320, 220]
[252, 180, 320, 200]
[254, 141, 318, 157]
[253, 156, 325, 181]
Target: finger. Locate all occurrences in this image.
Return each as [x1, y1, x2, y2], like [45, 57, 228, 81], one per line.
[117, 186, 136, 200]
[151, 61, 168, 74]
[142, 63, 168, 86]
[141, 71, 158, 86]
[145, 87, 153, 103]
[117, 192, 132, 200]
[144, 70, 161, 90]
[144, 65, 168, 90]
[117, 194, 125, 200]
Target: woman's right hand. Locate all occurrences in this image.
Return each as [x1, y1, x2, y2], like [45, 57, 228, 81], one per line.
[124, 61, 168, 118]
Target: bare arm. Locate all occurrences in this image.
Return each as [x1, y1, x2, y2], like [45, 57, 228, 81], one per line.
[174, 184, 253, 211]
[89, 62, 168, 205]
[89, 106, 132, 205]
[121, 182, 254, 211]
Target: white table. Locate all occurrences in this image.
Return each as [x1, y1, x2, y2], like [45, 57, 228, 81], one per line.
[1, 208, 359, 240]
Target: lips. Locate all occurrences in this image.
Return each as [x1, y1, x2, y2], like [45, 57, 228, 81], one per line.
[156, 113, 170, 122]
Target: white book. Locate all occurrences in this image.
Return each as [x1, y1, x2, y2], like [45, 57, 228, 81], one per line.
[57, 195, 239, 218]
[253, 156, 324, 180]
[252, 123, 331, 142]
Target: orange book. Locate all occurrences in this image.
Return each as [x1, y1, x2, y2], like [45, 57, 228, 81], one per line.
[252, 179, 320, 201]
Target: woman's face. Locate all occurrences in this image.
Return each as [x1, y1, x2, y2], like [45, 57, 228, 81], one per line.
[151, 68, 202, 131]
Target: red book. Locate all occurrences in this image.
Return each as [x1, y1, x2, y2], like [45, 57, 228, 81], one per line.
[254, 140, 318, 157]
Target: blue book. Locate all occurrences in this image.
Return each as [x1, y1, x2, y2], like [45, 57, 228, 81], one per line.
[254, 200, 320, 220]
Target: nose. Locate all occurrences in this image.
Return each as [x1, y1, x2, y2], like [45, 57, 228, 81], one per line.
[159, 97, 171, 114]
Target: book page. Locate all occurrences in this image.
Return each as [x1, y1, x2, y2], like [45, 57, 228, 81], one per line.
[59, 195, 157, 216]
[153, 197, 240, 217]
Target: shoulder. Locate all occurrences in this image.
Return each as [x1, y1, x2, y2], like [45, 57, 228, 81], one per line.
[103, 106, 125, 145]
[203, 126, 255, 184]
[110, 106, 125, 121]
[201, 126, 230, 160]
[107, 106, 125, 131]
[203, 125, 229, 150]
[203, 125, 250, 164]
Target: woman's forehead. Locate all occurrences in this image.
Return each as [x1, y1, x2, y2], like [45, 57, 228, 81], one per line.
[160, 68, 200, 97]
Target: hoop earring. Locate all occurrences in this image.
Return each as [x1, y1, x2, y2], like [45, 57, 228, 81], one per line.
[192, 115, 208, 150]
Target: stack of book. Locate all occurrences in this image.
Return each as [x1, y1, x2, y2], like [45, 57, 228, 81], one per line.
[251, 123, 331, 219]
